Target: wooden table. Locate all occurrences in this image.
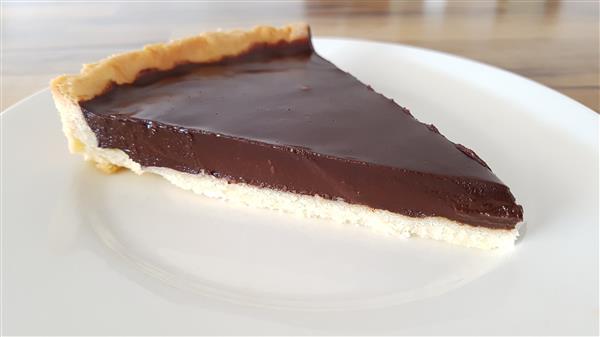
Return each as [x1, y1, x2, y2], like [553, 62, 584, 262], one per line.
[2, 1, 598, 112]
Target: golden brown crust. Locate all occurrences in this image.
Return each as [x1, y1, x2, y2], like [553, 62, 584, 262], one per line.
[50, 23, 309, 102]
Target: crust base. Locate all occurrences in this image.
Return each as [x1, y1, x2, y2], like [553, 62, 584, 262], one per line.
[50, 24, 519, 250]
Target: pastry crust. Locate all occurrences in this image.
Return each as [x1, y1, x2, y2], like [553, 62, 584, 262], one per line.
[50, 24, 519, 250]
[52, 23, 309, 102]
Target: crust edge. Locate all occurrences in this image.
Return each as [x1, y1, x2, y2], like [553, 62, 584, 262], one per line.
[50, 23, 310, 102]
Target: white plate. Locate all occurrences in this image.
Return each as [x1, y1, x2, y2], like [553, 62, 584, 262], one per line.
[2, 38, 598, 335]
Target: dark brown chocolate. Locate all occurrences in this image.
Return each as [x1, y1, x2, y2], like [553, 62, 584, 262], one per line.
[80, 38, 523, 229]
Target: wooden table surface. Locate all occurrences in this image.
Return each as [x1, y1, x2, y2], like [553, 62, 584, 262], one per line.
[2, 1, 599, 112]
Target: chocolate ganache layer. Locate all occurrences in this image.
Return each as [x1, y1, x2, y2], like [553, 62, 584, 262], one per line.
[80, 38, 523, 229]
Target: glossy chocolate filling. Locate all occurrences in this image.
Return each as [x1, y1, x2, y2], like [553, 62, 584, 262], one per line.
[80, 38, 523, 229]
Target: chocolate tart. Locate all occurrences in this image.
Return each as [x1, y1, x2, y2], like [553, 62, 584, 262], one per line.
[50, 24, 523, 249]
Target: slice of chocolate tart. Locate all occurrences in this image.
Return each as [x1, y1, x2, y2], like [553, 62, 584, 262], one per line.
[50, 24, 523, 249]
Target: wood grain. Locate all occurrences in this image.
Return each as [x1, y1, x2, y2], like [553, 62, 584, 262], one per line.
[2, 1, 598, 112]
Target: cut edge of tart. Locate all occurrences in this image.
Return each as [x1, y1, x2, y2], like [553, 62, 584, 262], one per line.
[51, 23, 521, 250]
